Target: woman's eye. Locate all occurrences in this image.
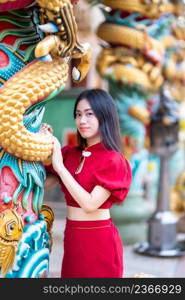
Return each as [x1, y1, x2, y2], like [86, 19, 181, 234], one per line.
[75, 113, 81, 118]
[87, 112, 93, 117]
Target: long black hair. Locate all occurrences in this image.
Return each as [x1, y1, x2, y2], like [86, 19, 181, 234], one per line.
[73, 88, 122, 153]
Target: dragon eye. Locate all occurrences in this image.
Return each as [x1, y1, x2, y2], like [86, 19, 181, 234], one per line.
[5, 220, 16, 236]
[9, 224, 14, 230]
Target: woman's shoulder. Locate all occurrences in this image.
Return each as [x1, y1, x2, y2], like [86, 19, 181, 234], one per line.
[101, 148, 131, 173]
[103, 148, 125, 163]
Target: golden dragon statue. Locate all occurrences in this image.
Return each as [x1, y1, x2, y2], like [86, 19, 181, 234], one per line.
[0, 0, 91, 162]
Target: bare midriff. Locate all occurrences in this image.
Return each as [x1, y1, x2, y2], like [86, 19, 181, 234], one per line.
[67, 206, 110, 221]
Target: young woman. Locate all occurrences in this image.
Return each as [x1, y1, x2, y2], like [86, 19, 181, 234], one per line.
[45, 88, 132, 278]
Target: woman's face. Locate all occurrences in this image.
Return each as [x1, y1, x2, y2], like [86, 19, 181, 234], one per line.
[75, 99, 100, 144]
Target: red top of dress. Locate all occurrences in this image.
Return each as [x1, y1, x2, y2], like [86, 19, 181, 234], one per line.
[47, 142, 132, 209]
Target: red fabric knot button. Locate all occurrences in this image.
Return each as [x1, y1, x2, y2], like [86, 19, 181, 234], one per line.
[82, 151, 91, 157]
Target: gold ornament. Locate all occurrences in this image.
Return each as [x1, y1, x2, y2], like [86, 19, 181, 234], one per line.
[101, 0, 176, 19]
[40, 205, 54, 251]
[36, 0, 91, 63]
[128, 106, 150, 125]
[0, 208, 24, 277]
[97, 23, 164, 60]
[96, 47, 163, 90]
[0, 0, 18, 2]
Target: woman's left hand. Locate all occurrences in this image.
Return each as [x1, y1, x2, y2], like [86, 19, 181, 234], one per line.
[52, 136, 64, 174]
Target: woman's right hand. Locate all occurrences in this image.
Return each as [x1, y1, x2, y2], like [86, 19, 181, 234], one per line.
[51, 136, 64, 174]
[40, 123, 53, 135]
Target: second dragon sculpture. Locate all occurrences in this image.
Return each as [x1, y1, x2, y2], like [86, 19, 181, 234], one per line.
[0, 0, 91, 277]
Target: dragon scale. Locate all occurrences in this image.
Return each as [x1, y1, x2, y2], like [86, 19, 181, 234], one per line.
[0, 58, 68, 162]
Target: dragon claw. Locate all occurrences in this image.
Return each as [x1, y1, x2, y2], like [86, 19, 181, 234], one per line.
[38, 54, 53, 62]
[38, 22, 59, 33]
[72, 67, 81, 81]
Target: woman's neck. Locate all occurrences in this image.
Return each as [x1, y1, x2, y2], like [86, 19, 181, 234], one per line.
[86, 137, 101, 147]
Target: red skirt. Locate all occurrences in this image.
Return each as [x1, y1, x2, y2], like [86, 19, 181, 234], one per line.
[61, 218, 123, 278]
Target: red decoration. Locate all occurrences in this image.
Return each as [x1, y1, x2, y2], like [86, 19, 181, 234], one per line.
[71, 0, 80, 4]
[0, 50, 9, 68]
[0, 0, 33, 12]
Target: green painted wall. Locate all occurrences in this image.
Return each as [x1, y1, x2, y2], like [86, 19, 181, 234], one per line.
[43, 88, 84, 144]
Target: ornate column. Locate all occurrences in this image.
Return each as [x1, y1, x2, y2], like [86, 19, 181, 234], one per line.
[135, 86, 185, 256]
[163, 2, 185, 234]
[108, 82, 151, 244]
[0, 0, 90, 277]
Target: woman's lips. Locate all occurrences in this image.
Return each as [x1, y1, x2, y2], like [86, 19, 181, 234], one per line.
[79, 127, 90, 131]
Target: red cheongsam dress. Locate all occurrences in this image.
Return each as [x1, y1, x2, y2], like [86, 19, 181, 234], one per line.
[46, 142, 132, 278]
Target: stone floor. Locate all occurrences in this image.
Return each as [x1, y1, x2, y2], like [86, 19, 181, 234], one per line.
[44, 193, 185, 278]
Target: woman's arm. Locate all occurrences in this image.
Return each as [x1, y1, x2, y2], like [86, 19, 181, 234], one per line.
[51, 137, 111, 213]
